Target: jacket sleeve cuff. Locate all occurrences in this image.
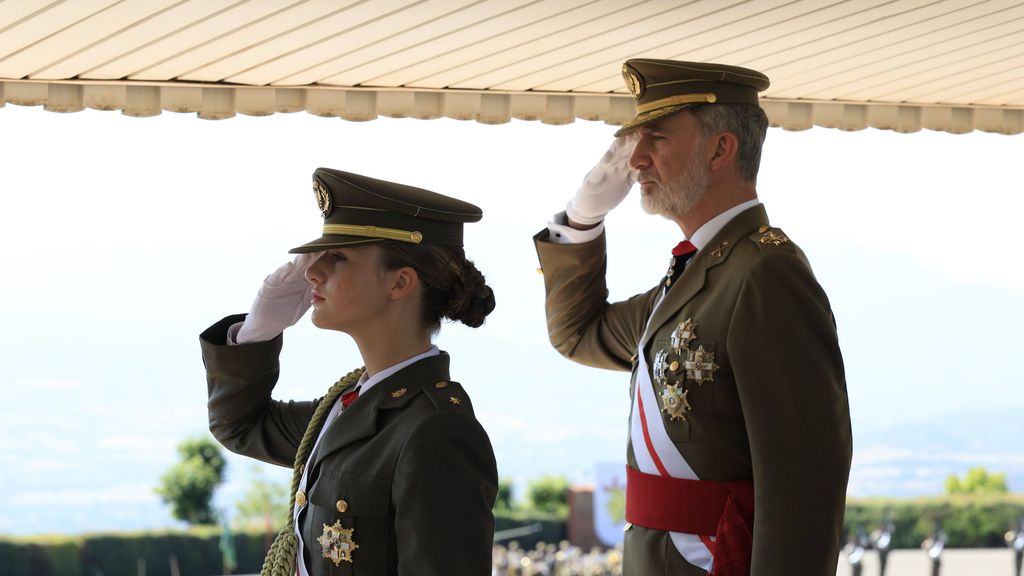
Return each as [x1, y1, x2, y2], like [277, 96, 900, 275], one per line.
[547, 211, 604, 244]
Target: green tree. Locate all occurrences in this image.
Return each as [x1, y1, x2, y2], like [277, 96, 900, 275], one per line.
[494, 477, 515, 512]
[156, 436, 227, 524]
[234, 466, 290, 529]
[525, 475, 570, 517]
[944, 466, 1009, 495]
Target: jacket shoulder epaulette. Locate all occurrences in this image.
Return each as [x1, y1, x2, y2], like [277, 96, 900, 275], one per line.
[421, 380, 473, 412]
[745, 225, 797, 254]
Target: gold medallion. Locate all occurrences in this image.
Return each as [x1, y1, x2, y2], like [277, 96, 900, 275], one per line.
[760, 230, 789, 246]
[671, 318, 698, 354]
[684, 345, 719, 384]
[314, 180, 333, 217]
[318, 521, 359, 566]
[659, 383, 691, 421]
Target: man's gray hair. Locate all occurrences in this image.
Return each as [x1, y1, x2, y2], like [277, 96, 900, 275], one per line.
[690, 104, 769, 183]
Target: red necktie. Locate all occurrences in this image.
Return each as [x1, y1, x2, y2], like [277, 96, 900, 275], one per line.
[341, 387, 360, 408]
[672, 240, 697, 258]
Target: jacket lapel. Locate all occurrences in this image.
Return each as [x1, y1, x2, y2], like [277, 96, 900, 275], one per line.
[640, 204, 769, 350]
[310, 352, 451, 468]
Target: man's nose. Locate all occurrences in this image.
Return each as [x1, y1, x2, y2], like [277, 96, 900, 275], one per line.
[629, 140, 650, 170]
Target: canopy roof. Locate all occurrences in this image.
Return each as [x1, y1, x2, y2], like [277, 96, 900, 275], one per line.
[2, 0, 1022, 134]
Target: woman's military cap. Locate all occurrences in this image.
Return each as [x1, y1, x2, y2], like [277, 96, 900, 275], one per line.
[615, 58, 770, 136]
[289, 168, 482, 253]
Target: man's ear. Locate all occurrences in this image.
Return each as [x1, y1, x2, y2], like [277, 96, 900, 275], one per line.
[708, 131, 739, 173]
[388, 267, 419, 301]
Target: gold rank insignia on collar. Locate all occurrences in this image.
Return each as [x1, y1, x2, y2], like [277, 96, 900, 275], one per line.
[758, 226, 789, 246]
[684, 345, 719, 384]
[391, 388, 407, 399]
[318, 521, 359, 566]
[660, 384, 692, 421]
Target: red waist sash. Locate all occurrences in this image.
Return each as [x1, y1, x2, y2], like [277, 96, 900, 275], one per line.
[625, 466, 755, 576]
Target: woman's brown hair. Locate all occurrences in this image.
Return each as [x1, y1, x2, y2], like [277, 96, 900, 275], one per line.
[378, 242, 495, 332]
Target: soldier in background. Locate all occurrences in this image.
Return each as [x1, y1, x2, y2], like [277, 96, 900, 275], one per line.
[922, 522, 947, 576]
[1007, 517, 1024, 576]
[870, 515, 895, 576]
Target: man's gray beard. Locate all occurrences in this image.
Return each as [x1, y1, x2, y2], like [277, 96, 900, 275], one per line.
[640, 150, 710, 220]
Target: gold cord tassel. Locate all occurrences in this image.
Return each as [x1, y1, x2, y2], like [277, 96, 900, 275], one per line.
[260, 367, 366, 576]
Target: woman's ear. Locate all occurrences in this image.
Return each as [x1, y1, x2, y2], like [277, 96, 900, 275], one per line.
[387, 267, 420, 301]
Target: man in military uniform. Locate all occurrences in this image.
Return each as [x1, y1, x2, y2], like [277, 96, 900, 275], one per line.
[534, 59, 852, 575]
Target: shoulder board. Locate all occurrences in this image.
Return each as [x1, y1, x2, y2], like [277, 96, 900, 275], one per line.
[746, 225, 794, 252]
[421, 380, 473, 412]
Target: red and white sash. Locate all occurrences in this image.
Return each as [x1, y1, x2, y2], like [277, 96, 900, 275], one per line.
[630, 318, 716, 571]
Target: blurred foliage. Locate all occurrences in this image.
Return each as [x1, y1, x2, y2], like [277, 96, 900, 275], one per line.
[494, 477, 515, 513]
[234, 466, 290, 529]
[155, 436, 227, 525]
[524, 475, 571, 517]
[0, 528, 266, 576]
[844, 494, 1024, 549]
[945, 466, 1009, 495]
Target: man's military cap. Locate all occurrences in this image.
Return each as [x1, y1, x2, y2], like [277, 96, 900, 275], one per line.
[615, 59, 770, 135]
[289, 168, 482, 253]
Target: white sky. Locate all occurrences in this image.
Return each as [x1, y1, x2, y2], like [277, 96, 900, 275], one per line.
[0, 103, 1022, 534]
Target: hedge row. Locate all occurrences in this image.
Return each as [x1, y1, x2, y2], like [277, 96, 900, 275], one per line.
[844, 495, 1024, 549]
[0, 527, 269, 576]
[4, 497, 1022, 575]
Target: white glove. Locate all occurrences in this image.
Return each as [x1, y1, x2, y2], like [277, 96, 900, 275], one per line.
[235, 253, 321, 344]
[565, 134, 638, 226]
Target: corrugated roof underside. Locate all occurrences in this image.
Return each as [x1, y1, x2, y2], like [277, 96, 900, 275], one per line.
[1, 0, 1022, 133]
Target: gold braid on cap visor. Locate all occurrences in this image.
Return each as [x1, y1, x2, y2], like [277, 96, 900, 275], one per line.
[323, 223, 423, 244]
[636, 93, 717, 113]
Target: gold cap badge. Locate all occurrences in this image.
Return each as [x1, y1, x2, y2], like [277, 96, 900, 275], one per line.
[314, 179, 332, 218]
[623, 63, 644, 98]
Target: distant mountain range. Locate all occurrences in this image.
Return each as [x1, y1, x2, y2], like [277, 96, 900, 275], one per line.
[849, 406, 1024, 497]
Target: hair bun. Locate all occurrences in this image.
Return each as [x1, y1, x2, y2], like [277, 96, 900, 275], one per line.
[445, 261, 495, 328]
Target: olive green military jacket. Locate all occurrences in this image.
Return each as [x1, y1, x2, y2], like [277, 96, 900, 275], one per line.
[534, 205, 851, 576]
[201, 314, 498, 576]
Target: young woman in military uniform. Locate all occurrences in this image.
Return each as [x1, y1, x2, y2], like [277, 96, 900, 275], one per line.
[200, 167, 498, 576]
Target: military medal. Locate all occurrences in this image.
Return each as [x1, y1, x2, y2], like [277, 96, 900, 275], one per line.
[652, 349, 669, 385]
[318, 521, 359, 566]
[684, 345, 719, 384]
[671, 318, 697, 354]
[660, 383, 691, 421]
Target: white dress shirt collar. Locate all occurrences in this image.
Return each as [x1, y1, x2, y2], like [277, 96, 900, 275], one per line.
[688, 199, 762, 251]
[354, 345, 440, 396]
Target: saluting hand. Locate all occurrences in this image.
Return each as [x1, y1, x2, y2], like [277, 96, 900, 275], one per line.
[565, 133, 638, 227]
[236, 252, 321, 344]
